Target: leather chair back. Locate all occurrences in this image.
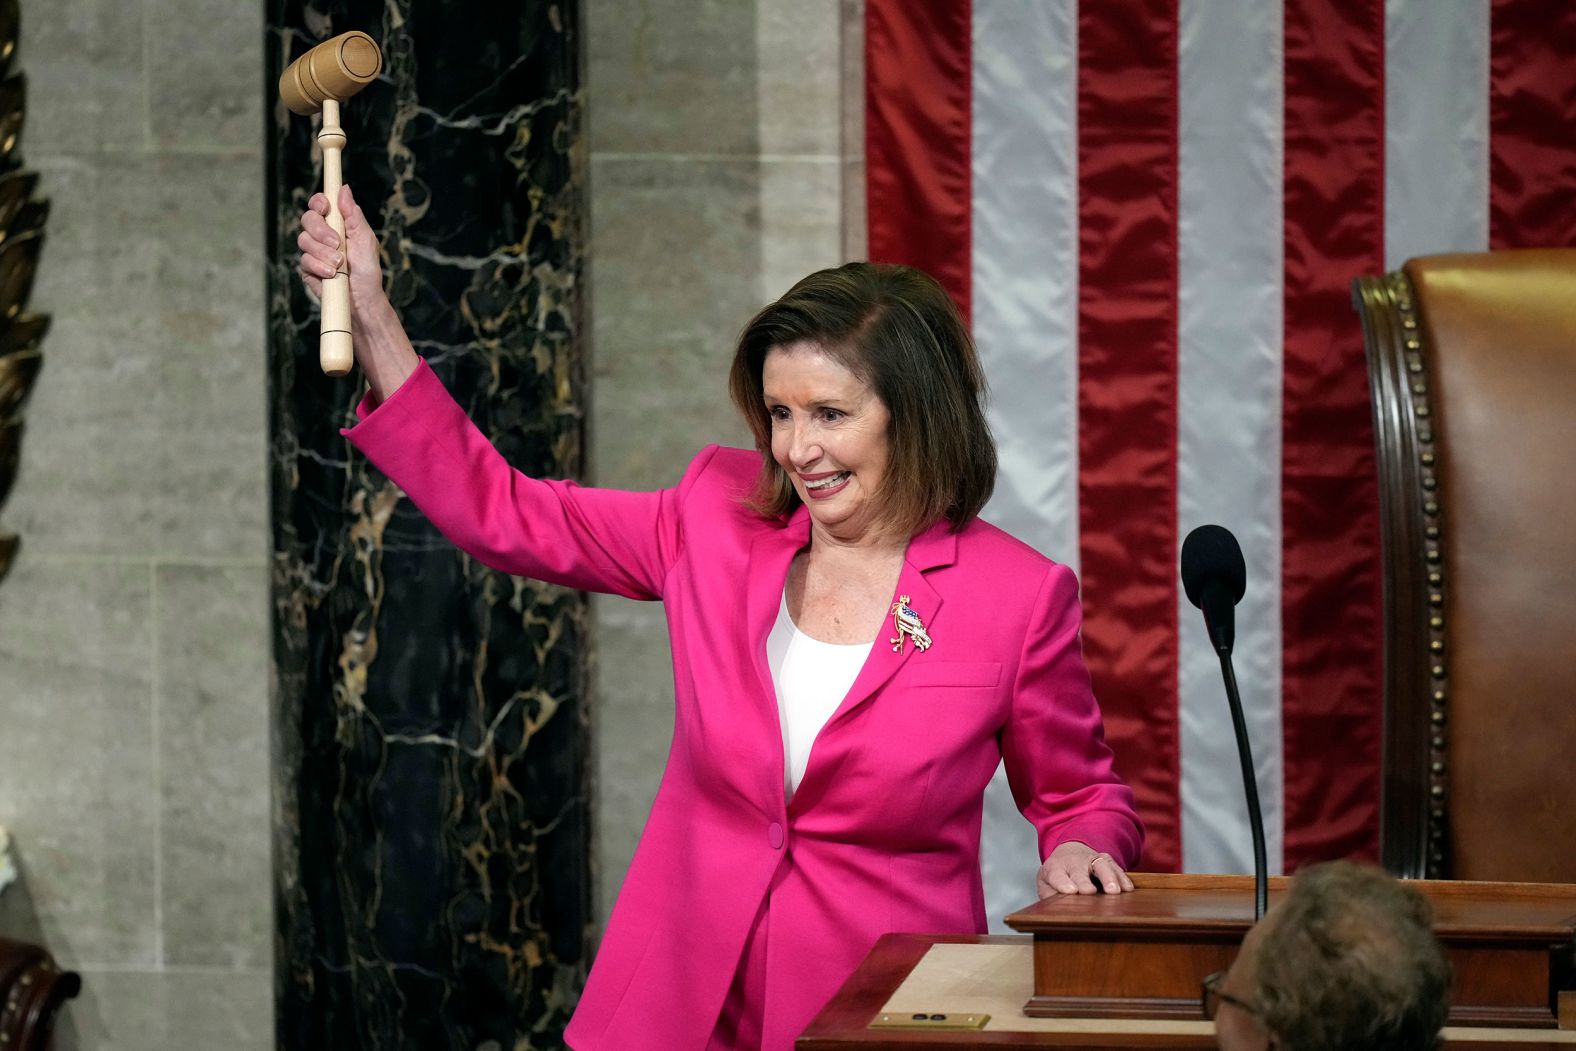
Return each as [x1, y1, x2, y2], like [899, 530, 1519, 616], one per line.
[1355, 249, 1576, 882]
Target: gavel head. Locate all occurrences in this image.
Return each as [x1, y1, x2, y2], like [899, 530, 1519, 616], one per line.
[279, 31, 383, 115]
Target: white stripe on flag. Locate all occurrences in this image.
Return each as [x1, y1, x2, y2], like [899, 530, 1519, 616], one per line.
[972, 0, 1080, 571]
[1177, 0, 1286, 876]
[1384, 0, 1490, 268]
[972, 0, 1080, 927]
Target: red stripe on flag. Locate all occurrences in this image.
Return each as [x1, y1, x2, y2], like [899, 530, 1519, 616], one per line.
[864, 0, 973, 318]
[1280, 0, 1385, 869]
[1489, 0, 1576, 248]
[1076, 0, 1181, 872]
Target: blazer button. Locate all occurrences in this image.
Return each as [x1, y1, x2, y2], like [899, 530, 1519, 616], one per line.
[768, 822, 784, 850]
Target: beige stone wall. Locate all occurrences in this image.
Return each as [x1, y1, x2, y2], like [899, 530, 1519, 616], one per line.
[0, 1, 853, 1044]
[585, 0, 855, 921]
[0, 1, 272, 1048]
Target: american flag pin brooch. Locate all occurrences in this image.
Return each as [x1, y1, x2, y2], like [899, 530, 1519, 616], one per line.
[889, 595, 932, 653]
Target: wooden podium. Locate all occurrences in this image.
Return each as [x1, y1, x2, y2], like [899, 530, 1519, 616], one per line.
[799, 873, 1576, 1048]
[1006, 873, 1576, 1028]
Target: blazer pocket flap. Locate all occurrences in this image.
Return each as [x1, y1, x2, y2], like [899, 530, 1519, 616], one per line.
[907, 661, 1002, 688]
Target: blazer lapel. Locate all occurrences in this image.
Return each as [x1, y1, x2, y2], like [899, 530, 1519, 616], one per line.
[818, 520, 958, 735]
[787, 522, 958, 815]
[744, 507, 812, 724]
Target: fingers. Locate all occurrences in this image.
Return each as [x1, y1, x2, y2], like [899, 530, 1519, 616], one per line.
[1038, 861, 1080, 898]
[298, 212, 342, 290]
[1038, 845, 1138, 898]
[333, 184, 380, 262]
[339, 183, 360, 224]
[298, 183, 384, 307]
[298, 198, 344, 278]
[299, 248, 341, 281]
[337, 185, 374, 249]
[299, 187, 370, 303]
[304, 186, 356, 232]
[298, 219, 343, 269]
[1069, 858, 1100, 895]
[1091, 856, 1136, 895]
[1037, 851, 1093, 896]
[301, 209, 341, 250]
[298, 224, 341, 259]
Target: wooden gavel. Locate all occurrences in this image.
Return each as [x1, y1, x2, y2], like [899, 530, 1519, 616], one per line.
[279, 31, 383, 376]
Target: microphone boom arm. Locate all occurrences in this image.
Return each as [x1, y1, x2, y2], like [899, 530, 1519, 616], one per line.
[1181, 523, 1268, 921]
[1218, 647, 1268, 920]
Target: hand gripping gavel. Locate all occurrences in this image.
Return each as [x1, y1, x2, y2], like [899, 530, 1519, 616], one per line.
[279, 31, 383, 376]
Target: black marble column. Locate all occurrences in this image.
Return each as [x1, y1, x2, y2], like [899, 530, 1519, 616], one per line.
[264, 4, 589, 1047]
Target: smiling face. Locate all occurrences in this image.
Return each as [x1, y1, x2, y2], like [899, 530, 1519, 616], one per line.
[762, 341, 894, 545]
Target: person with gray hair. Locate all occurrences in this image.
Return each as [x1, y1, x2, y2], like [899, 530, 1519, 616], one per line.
[1204, 860, 1452, 1050]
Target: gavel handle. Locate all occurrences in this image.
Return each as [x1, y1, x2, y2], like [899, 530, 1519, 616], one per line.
[317, 100, 354, 376]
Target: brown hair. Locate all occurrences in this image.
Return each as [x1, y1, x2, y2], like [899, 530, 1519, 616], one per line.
[1253, 861, 1451, 1050]
[728, 262, 996, 536]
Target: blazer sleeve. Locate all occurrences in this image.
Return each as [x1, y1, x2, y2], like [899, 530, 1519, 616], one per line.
[1000, 563, 1145, 867]
[341, 359, 711, 600]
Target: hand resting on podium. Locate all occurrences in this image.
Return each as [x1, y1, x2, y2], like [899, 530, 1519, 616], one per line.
[1039, 839, 1136, 896]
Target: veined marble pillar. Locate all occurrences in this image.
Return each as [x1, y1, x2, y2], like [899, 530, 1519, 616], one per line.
[264, 3, 590, 1046]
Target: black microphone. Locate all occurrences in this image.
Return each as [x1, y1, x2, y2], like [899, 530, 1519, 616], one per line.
[1181, 523, 1246, 656]
[1180, 524, 1267, 920]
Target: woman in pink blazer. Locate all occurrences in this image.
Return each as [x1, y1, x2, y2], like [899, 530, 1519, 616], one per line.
[299, 187, 1142, 1051]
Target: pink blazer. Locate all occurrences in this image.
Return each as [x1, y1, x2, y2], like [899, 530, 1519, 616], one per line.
[345, 361, 1142, 1051]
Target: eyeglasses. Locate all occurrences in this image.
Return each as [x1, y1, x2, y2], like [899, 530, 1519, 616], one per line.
[1200, 970, 1265, 1022]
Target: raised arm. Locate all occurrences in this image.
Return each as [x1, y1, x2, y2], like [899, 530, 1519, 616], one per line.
[343, 363, 704, 599]
[300, 183, 694, 600]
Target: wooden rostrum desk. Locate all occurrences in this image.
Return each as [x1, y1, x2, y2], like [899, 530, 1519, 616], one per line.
[798, 873, 1576, 1049]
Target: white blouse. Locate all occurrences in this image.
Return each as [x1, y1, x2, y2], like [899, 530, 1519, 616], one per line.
[765, 591, 873, 800]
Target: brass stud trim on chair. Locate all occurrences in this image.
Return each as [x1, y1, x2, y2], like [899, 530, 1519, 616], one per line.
[1395, 277, 1450, 878]
[1360, 270, 1451, 879]
[0, 947, 80, 1047]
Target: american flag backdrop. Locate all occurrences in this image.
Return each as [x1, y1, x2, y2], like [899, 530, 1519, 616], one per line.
[861, 0, 1576, 921]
